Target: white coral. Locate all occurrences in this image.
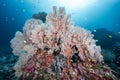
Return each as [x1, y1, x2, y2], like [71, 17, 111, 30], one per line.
[10, 31, 26, 56]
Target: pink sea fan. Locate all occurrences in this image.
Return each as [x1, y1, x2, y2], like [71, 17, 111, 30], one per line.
[24, 63, 35, 72]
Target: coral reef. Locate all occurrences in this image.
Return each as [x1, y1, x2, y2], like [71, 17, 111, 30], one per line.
[92, 28, 120, 78]
[0, 54, 18, 80]
[101, 48, 120, 78]
[11, 6, 118, 80]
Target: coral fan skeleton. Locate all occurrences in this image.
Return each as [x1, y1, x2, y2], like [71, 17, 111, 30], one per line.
[11, 6, 117, 80]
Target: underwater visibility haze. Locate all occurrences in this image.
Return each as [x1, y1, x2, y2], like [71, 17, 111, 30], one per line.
[0, 0, 120, 80]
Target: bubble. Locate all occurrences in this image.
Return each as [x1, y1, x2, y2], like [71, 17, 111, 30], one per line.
[16, 8, 19, 11]
[3, 3, 6, 6]
[5, 17, 8, 22]
[22, 9, 26, 12]
[21, 0, 24, 3]
[11, 17, 15, 21]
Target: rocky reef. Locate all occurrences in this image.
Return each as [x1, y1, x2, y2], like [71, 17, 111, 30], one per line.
[32, 12, 47, 23]
[0, 54, 18, 80]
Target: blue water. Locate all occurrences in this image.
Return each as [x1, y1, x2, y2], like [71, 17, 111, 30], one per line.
[0, 0, 120, 55]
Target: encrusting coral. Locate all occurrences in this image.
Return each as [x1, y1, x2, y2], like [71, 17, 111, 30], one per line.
[10, 6, 118, 80]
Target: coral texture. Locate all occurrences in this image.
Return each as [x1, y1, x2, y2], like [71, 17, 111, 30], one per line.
[11, 6, 117, 80]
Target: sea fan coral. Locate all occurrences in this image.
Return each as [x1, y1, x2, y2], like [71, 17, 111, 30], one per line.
[11, 6, 117, 80]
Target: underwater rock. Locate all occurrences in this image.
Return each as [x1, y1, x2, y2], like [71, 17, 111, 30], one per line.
[10, 6, 118, 80]
[113, 42, 120, 67]
[101, 49, 115, 63]
[32, 12, 47, 23]
[116, 56, 120, 67]
[113, 42, 120, 56]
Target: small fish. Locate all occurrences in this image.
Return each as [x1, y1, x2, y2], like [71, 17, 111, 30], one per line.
[108, 35, 113, 38]
[95, 40, 98, 42]
[93, 30, 96, 32]
[23, 40, 27, 43]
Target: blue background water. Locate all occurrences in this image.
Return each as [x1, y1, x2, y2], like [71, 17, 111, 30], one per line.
[0, 0, 120, 55]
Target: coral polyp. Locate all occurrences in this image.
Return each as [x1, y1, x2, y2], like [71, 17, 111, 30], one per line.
[11, 6, 117, 80]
